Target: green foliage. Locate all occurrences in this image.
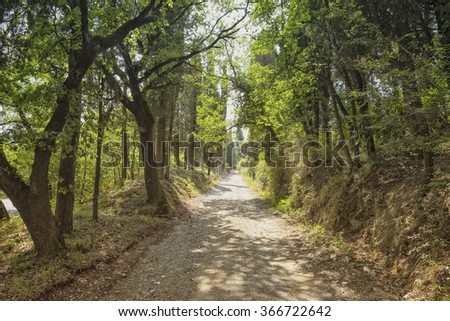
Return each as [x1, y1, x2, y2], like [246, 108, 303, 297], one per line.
[240, 0, 449, 167]
[197, 92, 228, 142]
[195, 49, 231, 145]
[236, 0, 450, 300]
[1, 0, 449, 300]
[276, 197, 292, 213]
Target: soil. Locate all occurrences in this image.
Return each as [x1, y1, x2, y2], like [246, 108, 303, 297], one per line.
[44, 172, 402, 300]
[97, 172, 402, 301]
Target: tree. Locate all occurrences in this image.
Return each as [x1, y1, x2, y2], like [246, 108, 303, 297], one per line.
[0, 200, 10, 221]
[238, 0, 448, 178]
[91, 72, 114, 222]
[0, 0, 183, 256]
[196, 50, 231, 175]
[102, 1, 248, 207]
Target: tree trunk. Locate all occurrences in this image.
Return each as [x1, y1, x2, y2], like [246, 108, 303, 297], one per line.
[55, 98, 82, 234]
[330, 95, 353, 168]
[5, 85, 77, 256]
[121, 105, 128, 184]
[78, 153, 88, 204]
[313, 102, 320, 139]
[92, 107, 107, 222]
[0, 200, 10, 221]
[173, 133, 181, 168]
[28, 193, 66, 255]
[156, 115, 167, 179]
[1, 145, 65, 256]
[188, 133, 196, 170]
[127, 99, 168, 210]
[340, 70, 360, 156]
[8, 187, 66, 256]
[165, 88, 177, 180]
[139, 127, 167, 209]
[408, 96, 434, 177]
[132, 125, 139, 180]
[403, 80, 435, 178]
[325, 68, 354, 168]
[350, 99, 360, 157]
[350, 70, 376, 159]
[207, 152, 212, 176]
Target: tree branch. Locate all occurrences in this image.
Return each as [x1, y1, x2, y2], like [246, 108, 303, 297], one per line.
[80, 0, 89, 46]
[0, 141, 29, 198]
[139, 2, 249, 83]
[96, 60, 136, 115]
[92, 0, 161, 51]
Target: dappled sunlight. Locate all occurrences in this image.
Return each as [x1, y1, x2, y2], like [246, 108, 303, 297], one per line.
[188, 190, 334, 300]
[106, 173, 395, 301]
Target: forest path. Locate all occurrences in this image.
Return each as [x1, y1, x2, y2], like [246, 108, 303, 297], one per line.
[107, 172, 399, 300]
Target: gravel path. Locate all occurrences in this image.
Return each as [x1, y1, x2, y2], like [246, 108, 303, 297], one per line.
[106, 172, 399, 301]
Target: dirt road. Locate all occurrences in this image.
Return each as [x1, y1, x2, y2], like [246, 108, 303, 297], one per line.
[107, 172, 399, 300]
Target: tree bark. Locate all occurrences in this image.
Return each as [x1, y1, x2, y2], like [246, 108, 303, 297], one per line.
[55, 94, 82, 234]
[173, 133, 181, 168]
[350, 70, 376, 159]
[131, 126, 138, 180]
[156, 115, 167, 179]
[165, 87, 178, 180]
[92, 124, 103, 222]
[188, 133, 198, 170]
[27, 193, 66, 255]
[341, 70, 361, 165]
[0, 200, 9, 221]
[78, 152, 88, 204]
[405, 85, 434, 178]
[121, 105, 129, 184]
[184, 149, 188, 169]
[325, 67, 354, 168]
[124, 97, 167, 210]
[139, 125, 167, 208]
[92, 100, 113, 222]
[0, 151, 66, 255]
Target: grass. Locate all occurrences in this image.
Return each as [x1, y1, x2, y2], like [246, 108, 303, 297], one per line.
[0, 169, 216, 300]
[242, 171, 355, 256]
[242, 173, 275, 202]
[170, 168, 220, 197]
[242, 161, 450, 300]
[304, 223, 355, 256]
[0, 217, 31, 265]
[0, 204, 167, 300]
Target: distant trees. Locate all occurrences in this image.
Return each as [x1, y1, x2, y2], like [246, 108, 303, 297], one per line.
[100, 1, 246, 208]
[196, 50, 231, 175]
[239, 0, 449, 177]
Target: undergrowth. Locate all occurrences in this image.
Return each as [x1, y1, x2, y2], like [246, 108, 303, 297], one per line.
[242, 173, 355, 256]
[239, 157, 450, 300]
[0, 169, 218, 300]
